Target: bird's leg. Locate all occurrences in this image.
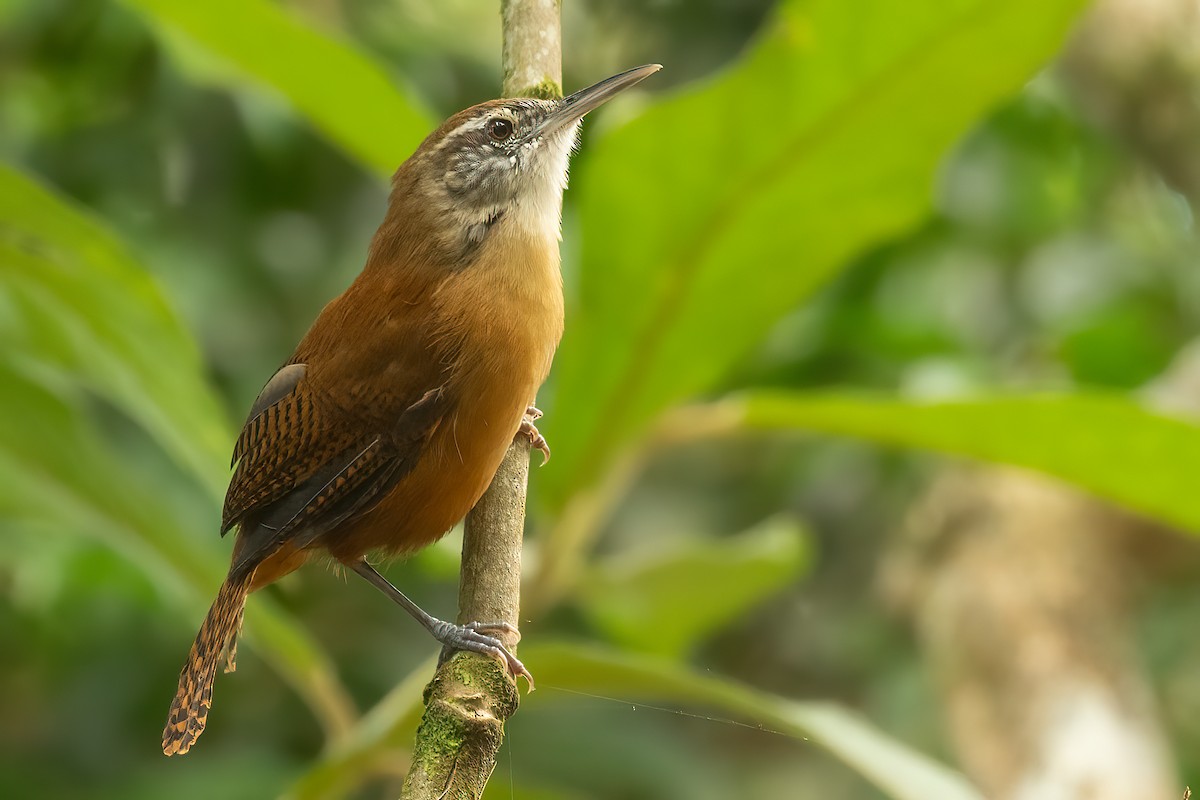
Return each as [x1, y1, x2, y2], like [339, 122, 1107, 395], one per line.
[519, 405, 550, 465]
[351, 560, 534, 689]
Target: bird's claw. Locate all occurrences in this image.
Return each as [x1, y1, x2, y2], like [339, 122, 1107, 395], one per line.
[518, 406, 550, 465]
[435, 620, 535, 691]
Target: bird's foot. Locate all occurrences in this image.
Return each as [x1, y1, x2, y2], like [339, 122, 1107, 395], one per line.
[434, 619, 535, 690]
[349, 561, 534, 690]
[518, 406, 550, 465]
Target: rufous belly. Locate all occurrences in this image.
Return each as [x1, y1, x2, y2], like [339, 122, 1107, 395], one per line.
[328, 387, 529, 561]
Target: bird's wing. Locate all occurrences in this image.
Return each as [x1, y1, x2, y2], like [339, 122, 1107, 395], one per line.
[221, 363, 354, 534]
[220, 358, 451, 575]
[229, 362, 309, 469]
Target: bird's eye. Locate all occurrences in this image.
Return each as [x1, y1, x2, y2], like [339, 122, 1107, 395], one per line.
[486, 118, 514, 142]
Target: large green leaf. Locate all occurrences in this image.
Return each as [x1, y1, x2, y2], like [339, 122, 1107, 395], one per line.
[577, 516, 810, 656]
[736, 391, 1200, 532]
[0, 163, 228, 497]
[290, 642, 982, 800]
[117, 0, 433, 178]
[528, 644, 981, 800]
[546, 0, 1088, 501]
[0, 164, 355, 738]
[0, 362, 356, 738]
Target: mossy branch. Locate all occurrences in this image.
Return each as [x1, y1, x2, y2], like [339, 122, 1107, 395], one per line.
[398, 2, 562, 798]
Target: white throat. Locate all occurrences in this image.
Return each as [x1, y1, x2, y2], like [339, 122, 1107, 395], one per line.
[509, 121, 579, 242]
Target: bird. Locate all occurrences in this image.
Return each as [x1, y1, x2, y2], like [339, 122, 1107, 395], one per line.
[162, 64, 662, 756]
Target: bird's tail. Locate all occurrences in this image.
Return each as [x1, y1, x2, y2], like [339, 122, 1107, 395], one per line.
[162, 570, 254, 756]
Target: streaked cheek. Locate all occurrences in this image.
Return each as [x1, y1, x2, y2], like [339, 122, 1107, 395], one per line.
[444, 152, 485, 195]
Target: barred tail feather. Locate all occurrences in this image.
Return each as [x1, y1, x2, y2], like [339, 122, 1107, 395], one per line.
[162, 571, 254, 756]
[221, 602, 246, 674]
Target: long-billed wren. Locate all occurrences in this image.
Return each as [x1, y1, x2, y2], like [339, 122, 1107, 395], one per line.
[162, 64, 661, 756]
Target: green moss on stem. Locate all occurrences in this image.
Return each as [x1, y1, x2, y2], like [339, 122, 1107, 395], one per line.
[402, 653, 520, 799]
[520, 77, 563, 100]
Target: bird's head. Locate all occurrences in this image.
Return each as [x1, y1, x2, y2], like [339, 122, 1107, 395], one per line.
[387, 64, 661, 262]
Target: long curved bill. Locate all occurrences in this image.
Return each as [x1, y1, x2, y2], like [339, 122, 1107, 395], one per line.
[533, 64, 662, 139]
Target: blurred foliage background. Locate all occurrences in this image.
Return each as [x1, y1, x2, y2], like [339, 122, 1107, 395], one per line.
[3, 0, 1200, 798]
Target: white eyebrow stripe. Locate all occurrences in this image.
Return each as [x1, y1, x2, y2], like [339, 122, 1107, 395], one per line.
[435, 116, 489, 150]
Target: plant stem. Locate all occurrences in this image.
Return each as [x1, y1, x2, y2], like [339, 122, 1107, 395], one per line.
[399, 2, 562, 798]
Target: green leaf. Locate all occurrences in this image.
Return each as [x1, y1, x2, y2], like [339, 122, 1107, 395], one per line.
[546, 0, 1088, 501]
[529, 643, 982, 800]
[117, 0, 433, 178]
[578, 516, 810, 656]
[736, 391, 1200, 532]
[0, 163, 229, 497]
[291, 642, 982, 800]
[284, 656, 435, 800]
[0, 164, 356, 741]
[0, 362, 356, 739]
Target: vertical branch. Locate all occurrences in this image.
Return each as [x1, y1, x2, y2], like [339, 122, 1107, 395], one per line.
[883, 467, 1177, 800]
[502, 0, 563, 99]
[399, 2, 561, 798]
